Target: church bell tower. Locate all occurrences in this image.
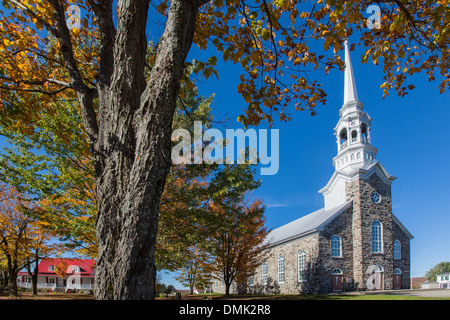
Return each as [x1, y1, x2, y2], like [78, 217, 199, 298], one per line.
[333, 41, 378, 175]
[319, 40, 396, 211]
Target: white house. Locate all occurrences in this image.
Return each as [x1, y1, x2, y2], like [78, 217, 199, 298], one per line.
[437, 272, 450, 289]
[420, 272, 450, 289]
[17, 258, 95, 291]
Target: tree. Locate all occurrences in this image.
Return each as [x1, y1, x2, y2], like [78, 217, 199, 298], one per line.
[206, 198, 269, 296]
[175, 246, 212, 295]
[0, 184, 57, 296]
[425, 262, 450, 282]
[0, 100, 97, 258]
[0, 0, 448, 300]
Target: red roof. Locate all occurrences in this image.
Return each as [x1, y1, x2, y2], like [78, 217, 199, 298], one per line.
[18, 258, 96, 278]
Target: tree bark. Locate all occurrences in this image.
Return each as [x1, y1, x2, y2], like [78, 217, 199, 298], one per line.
[92, 0, 202, 299]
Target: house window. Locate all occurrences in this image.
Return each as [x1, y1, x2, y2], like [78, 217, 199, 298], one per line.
[72, 266, 80, 273]
[48, 265, 55, 271]
[372, 220, 383, 253]
[298, 250, 306, 282]
[278, 255, 285, 283]
[331, 235, 342, 257]
[262, 260, 268, 285]
[393, 240, 401, 259]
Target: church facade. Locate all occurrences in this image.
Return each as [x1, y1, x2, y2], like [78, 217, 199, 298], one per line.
[217, 41, 413, 295]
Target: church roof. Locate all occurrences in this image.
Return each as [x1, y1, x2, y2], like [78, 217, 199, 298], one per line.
[264, 201, 352, 247]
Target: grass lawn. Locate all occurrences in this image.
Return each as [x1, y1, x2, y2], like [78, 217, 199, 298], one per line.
[2, 291, 449, 300]
[0, 292, 93, 300]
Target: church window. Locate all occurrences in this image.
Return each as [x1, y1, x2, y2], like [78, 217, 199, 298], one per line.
[361, 123, 368, 142]
[262, 260, 268, 285]
[332, 268, 343, 275]
[298, 250, 306, 282]
[331, 235, 342, 257]
[339, 128, 348, 149]
[372, 220, 383, 253]
[351, 130, 358, 142]
[394, 240, 401, 259]
[278, 255, 285, 283]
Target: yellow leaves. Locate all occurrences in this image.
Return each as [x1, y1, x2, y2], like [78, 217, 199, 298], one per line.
[261, 28, 271, 41]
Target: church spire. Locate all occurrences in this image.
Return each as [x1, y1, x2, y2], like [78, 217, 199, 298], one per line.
[343, 40, 358, 104]
[331, 41, 378, 175]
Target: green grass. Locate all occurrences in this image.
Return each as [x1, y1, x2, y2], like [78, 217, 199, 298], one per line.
[194, 293, 450, 300]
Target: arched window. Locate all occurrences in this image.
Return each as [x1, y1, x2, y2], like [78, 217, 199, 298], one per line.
[332, 268, 343, 275]
[331, 235, 342, 257]
[351, 130, 358, 142]
[278, 255, 285, 283]
[372, 220, 383, 253]
[394, 268, 402, 274]
[339, 128, 348, 149]
[393, 240, 401, 260]
[298, 250, 306, 282]
[361, 123, 368, 142]
[262, 260, 268, 285]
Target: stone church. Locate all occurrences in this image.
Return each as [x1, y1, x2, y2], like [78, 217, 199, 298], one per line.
[217, 41, 413, 295]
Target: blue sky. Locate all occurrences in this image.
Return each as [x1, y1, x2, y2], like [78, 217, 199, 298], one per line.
[160, 34, 450, 288]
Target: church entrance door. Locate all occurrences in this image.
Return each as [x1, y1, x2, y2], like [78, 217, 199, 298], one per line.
[373, 265, 384, 290]
[331, 268, 343, 292]
[393, 268, 402, 289]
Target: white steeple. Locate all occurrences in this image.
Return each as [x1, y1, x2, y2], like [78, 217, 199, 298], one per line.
[332, 40, 377, 176]
[319, 40, 396, 210]
[343, 40, 358, 104]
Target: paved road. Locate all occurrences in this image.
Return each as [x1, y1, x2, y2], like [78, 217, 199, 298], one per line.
[389, 289, 450, 298]
[354, 289, 450, 298]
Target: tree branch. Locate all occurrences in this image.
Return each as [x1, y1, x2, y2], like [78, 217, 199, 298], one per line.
[47, 0, 99, 145]
[9, 0, 58, 36]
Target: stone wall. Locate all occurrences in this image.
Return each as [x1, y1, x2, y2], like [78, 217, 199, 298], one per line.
[248, 233, 321, 295]
[346, 172, 399, 290]
[393, 220, 412, 289]
[318, 205, 355, 292]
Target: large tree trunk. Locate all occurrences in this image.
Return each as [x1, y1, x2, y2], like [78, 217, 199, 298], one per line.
[93, 0, 200, 300]
[6, 258, 18, 297]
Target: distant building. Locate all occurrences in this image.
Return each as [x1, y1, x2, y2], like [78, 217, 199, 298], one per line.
[421, 272, 450, 289]
[17, 258, 95, 291]
[437, 273, 450, 288]
[411, 277, 426, 289]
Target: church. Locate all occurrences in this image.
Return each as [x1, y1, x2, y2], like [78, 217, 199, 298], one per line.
[219, 41, 413, 294]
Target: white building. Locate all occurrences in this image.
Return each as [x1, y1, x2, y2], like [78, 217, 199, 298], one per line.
[17, 258, 95, 291]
